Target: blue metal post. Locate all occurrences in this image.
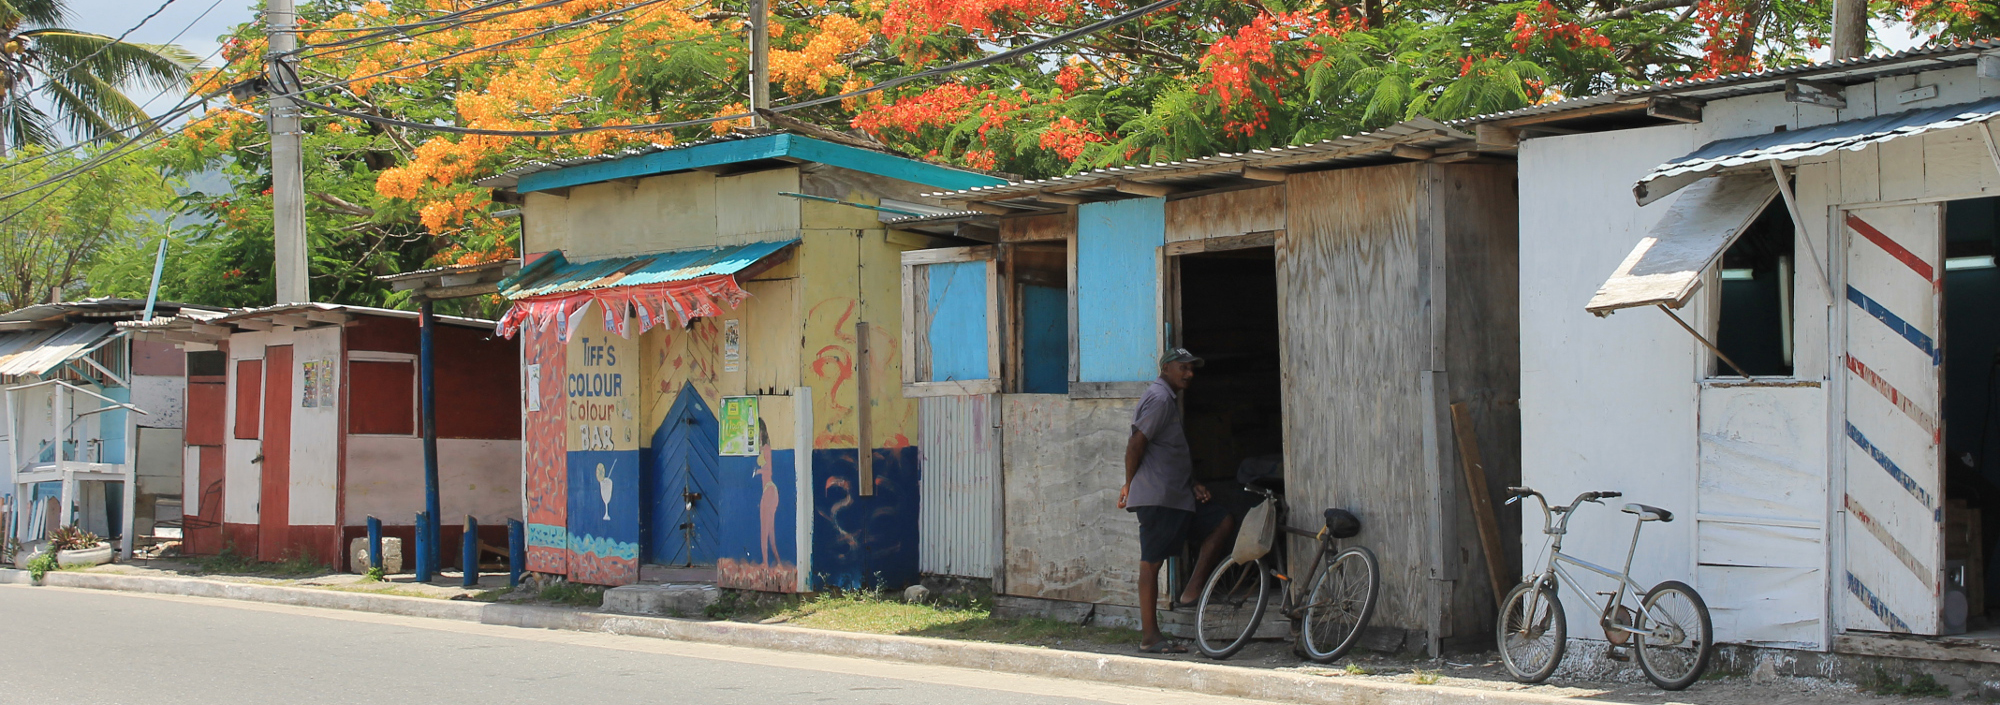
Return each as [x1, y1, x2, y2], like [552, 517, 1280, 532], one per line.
[366, 515, 382, 571]
[461, 515, 479, 588]
[419, 298, 441, 577]
[414, 511, 431, 583]
[507, 519, 524, 588]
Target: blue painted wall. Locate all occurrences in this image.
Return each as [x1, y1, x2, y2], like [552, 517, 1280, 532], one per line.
[99, 387, 129, 464]
[566, 448, 641, 579]
[1077, 198, 1165, 382]
[642, 384, 722, 566]
[716, 448, 799, 591]
[926, 261, 989, 381]
[809, 447, 920, 590]
[1022, 284, 1068, 393]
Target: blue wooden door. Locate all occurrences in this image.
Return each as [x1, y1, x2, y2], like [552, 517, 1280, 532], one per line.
[644, 383, 723, 566]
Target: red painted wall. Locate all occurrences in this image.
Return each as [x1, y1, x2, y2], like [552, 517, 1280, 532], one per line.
[132, 339, 185, 376]
[348, 361, 416, 435]
[435, 324, 521, 440]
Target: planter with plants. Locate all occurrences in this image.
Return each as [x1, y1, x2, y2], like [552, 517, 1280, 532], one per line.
[49, 526, 112, 568]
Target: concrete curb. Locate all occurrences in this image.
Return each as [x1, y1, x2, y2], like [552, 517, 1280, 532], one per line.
[31, 572, 1613, 705]
[0, 568, 30, 585]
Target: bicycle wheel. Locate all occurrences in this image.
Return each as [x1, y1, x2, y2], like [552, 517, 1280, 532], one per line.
[1195, 558, 1269, 659]
[1299, 545, 1379, 663]
[1497, 580, 1566, 683]
[1634, 580, 1713, 691]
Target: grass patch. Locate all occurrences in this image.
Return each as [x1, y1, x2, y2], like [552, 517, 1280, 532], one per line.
[1867, 669, 1952, 698]
[179, 547, 329, 578]
[466, 588, 511, 603]
[1410, 669, 1440, 685]
[323, 584, 438, 599]
[538, 581, 605, 608]
[1344, 663, 1370, 676]
[359, 567, 385, 583]
[709, 588, 1139, 647]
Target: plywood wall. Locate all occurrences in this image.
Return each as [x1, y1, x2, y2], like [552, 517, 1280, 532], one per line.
[1279, 163, 1437, 642]
[1000, 394, 1142, 605]
[1164, 186, 1285, 243]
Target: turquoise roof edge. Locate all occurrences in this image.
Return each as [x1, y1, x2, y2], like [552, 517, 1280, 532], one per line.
[514, 133, 1007, 195]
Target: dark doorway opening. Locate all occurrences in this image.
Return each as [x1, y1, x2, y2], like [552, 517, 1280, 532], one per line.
[1944, 197, 2000, 632]
[1175, 247, 1284, 485]
[1714, 198, 1796, 377]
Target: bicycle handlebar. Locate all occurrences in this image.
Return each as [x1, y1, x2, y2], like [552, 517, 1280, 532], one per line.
[1510, 486, 1624, 535]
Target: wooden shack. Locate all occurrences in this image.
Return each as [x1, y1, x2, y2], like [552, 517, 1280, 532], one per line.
[476, 130, 1007, 589]
[897, 118, 1522, 653]
[130, 303, 521, 570]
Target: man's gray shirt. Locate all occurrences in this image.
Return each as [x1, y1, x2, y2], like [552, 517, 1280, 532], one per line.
[1127, 377, 1197, 512]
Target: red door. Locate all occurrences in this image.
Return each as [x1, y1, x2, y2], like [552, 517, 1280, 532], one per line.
[258, 345, 293, 562]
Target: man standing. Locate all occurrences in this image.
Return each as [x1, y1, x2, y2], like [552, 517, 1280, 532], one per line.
[1119, 348, 1238, 654]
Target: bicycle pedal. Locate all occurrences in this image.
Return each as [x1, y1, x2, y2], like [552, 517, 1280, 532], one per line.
[1605, 646, 1631, 662]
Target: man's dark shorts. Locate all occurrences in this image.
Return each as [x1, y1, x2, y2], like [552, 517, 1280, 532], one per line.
[1133, 501, 1232, 564]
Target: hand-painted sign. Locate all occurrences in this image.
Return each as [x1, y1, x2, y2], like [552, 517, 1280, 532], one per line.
[565, 309, 639, 585]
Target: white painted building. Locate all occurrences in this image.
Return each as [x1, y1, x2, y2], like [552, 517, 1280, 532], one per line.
[1485, 43, 2000, 655]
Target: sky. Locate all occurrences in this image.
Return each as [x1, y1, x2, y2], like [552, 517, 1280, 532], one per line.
[65, 0, 259, 117]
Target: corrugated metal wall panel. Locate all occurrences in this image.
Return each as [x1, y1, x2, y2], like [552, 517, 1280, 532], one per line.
[919, 394, 998, 578]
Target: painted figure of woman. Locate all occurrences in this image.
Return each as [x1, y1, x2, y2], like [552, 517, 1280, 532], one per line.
[754, 420, 780, 566]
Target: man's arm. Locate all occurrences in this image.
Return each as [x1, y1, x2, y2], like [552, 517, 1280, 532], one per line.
[1120, 430, 1146, 509]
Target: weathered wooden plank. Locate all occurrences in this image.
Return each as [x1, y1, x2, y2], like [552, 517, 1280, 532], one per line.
[1451, 402, 1508, 609]
[902, 245, 996, 266]
[1000, 211, 1076, 243]
[903, 379, 1001, 397]
[1840, 144, 1881, 203]
[1067, 381, 1149, 399]
[1163, 186, 1285, 243]
[1586, 173, 1779, 314]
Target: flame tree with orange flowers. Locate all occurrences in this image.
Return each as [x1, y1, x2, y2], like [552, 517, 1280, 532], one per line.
[95, 0, 1963, 311]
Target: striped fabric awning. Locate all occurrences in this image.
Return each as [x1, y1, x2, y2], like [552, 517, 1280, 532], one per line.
[494, 240, 796, 340]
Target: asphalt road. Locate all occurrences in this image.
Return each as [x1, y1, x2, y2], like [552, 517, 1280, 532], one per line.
[0, 586, 1269, 705]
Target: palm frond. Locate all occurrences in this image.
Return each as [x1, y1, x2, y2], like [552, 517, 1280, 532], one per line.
[25, 30, 195, 93]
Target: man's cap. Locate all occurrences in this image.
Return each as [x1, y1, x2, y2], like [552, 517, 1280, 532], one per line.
[1159, 348, 1204, 367]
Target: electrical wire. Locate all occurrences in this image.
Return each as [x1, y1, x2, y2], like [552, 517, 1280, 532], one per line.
[40, 0, 182, 79]
[282, 0, 1187, 138]
[288, 0, 579, 60]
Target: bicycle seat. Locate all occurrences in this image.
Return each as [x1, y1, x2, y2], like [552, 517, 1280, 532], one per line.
[1622, 503, 1673, 522]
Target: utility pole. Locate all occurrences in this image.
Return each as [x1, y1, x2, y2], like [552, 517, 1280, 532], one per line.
[749, 0, 769, 127]
[1832, 0, 1867, 60]
[268, 0, 309, 304]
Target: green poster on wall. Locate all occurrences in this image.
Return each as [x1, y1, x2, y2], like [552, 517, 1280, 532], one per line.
[719, 396, 759, 456]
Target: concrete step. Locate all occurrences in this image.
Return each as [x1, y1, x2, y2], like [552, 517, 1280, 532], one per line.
[604, 582, 721, 618]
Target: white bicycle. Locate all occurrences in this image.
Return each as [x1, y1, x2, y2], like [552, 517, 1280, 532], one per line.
[1498, 487, 1713, 691]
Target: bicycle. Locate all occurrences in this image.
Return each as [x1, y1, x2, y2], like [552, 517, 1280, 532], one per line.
[1498, 487, 1714, 691]
[1193, 482, 1380, 662]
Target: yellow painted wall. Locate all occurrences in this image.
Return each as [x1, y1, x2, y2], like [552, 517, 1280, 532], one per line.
[796, 228, 919, 451]
[522, 169, 803, 261]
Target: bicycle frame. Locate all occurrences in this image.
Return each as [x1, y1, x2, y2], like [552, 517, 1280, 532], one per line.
[1249, 485, 1336, 620]
[1514, 491, 1679, 644]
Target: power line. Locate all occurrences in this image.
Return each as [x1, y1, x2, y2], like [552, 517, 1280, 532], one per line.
[41, 0, 182, 80]
[289, 0, 571, 60]
[285, 0, 1189, 139]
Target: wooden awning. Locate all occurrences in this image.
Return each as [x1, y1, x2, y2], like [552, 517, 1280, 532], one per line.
[1586, 172, 1779, 316]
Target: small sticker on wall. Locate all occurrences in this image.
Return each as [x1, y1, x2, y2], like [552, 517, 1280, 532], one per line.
[723, 318, 741, 373]
[719, 396, 759, 456]
[525, 364, 542, 412]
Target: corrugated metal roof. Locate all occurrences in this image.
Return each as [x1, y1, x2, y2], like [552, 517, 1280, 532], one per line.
[0, 323, 114, 377]
[0, 298, 224, 323]
[500, 239, 799, 300]
[377, 259, 521, 284]
[1635, 96, 2000, 205]
[927, 118, 1471, 206]
[1457, 39, 2000, 127]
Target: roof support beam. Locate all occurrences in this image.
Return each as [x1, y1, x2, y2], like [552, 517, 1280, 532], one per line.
[1113, 180, 1175, 198]
[1391, 144, 1436, 160]
[232, 319, 274, 331]
[1647, 97, 1704, 123]
[191, 323, 234, 337]
[269, 314, 313, 328]
[1238, 167, 1287, 182]
[1033, 191, 1084, 205]
[304, 310, 352, 325]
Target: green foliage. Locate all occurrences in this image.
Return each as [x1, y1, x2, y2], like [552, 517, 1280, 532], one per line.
[537, 581, 605, 607]
[0, 0, 197, 151]
[0, 144, 176, 311]
[361, 567, 386, 583]
[1410, 668, 1440, 685]
[26, 549, 56, 580]
[1868, 668, 1952, 698]
[47, 525, 102, 552]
